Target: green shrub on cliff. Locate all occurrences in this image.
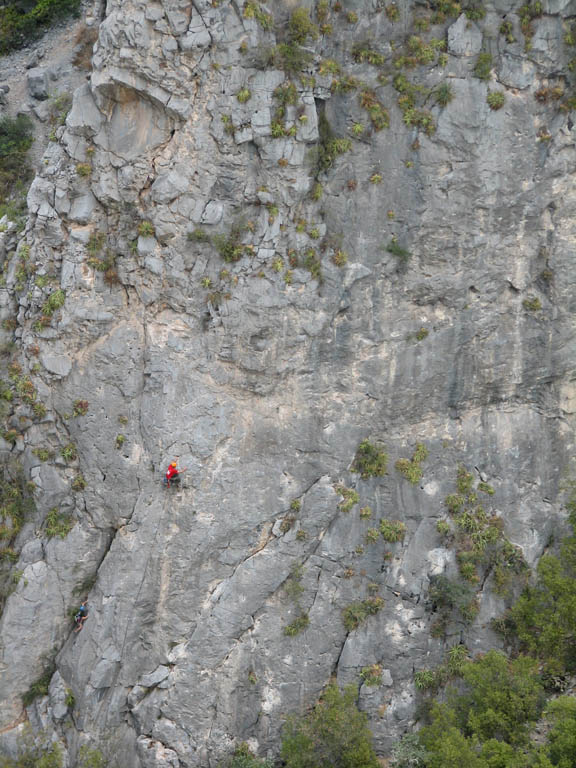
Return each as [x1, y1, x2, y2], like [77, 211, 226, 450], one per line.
[503, 513, 576, 674]
[0, 740, 62, 768]
[0, 114, 34, 221]
[0, 0, 81, 54]
[281, 683, 379, 768]
[544, 697, 576, 766]
[219, 743, 273, 768]
[352, 440, 387, 478]
[416, 652, 544, 766]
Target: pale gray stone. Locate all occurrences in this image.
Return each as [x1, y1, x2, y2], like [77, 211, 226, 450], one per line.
[145, 5, 164, 21]
[499, 54, 537, 89]
[40, 354, 72, 377]
[139, 666, 170, 688]
[66, 84, 104, 137]
[49, 672, 70, 721]
[27, 68, 49, 100]
[33, 102, 52, 122]
[90, 659, 119, 689]
[447, 14, 483, 56]
[68, 190, 98, 223]
[200, 201, 223, 224]
[165, 9, 189, 34]
[151, 171, 189, 204]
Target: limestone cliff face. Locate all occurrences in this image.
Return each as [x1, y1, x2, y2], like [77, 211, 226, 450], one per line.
[1, 0, 576, 764]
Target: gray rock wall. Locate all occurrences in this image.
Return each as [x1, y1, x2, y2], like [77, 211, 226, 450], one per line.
[1, 0, 576, 765]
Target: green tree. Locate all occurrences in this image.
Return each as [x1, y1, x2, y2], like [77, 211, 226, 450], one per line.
[478, 739, 528, 768]
[545, 697, 576, 767]
[419, 705, 482, 768]
[506, 525, 576, 674]
[418, 652, 545, 766]
[218, 743, 272, 768]
[390, 732, 430, 767]
[0, 114, 33, 206]
[281, 683, 379, 768]
[0, 0, 81, 54]
[452, 651, 544, 745]
[0, 741, 61, 768]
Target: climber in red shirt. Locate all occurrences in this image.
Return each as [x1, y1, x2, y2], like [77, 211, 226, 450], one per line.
[164, 459, 186, 488]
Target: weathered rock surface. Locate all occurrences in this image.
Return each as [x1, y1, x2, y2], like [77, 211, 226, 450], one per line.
[1, 0, 576, 766]
[27, 67, 49, 101]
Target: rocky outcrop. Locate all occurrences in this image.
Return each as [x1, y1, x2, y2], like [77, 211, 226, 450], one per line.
[1, 0, 576, 765]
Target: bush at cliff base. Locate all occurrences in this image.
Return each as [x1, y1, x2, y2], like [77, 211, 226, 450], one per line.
[0, 0, 81, 54]
[281, 682, 379, 768]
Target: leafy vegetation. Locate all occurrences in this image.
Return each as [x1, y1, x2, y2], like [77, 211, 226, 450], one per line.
[0, 461, 35, 589]
[342, 596, 384, 631]
[473, 52, 493, 80]
[86, 246, 118, 284]
[359, 89, 389, 131]
[72, 399, 89, 417]
[417, 651, 545, 764]
[428, 574, 478, 624]
[316, 113, 352, 172]
[264, 43, 313, 74]
[396, 490, 576, 766]
[283, 562, 309, 635]
[42, 289, 65, 316]
[518, 1, 543, 49]
[218, 743, 273, 768]
[360, 663, 382, 686]
[0, 115, 34, 226]
[394, 35, 446, 69]
[352, 440, 387, 479]
[237, 88, 251, 103]
[438, 466, 527, 596]
[386, 238, 411, 261]
[243, 0, 273, 29]
[0, 739, 62, 768]
[379, 519, 406, 543]
[289, 7, 318, 43]
[60, 443, 77, 462]
[351, 42, 385, 66]
[0, 0, 80, 55]
[22, 658, 56, 706]
[435, 82, 454, 107]
[71, 474, 86, 492]
[335, 485, 359, 513]
[395, 443, 428, 484]
[487, 90, 506, 110]
[32, 447, 53, 462]
[212, 222, 249, 263]
[464, 2, 486, 21]
[284, 613, 310, 636]
[523, 296, 542, 311]
[499, 20, 515, 43]
[45, 507, 73, 539]
[501, 504, 576, 674]
[281, 683, 379, 768]
[138, 220, 155, 237]
[545, 697, 576, 766]
[414, 646, 469, 694]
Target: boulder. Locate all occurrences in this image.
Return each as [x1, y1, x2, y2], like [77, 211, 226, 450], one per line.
[151, 171, 189, 204]
[27, 68, 49, 100]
